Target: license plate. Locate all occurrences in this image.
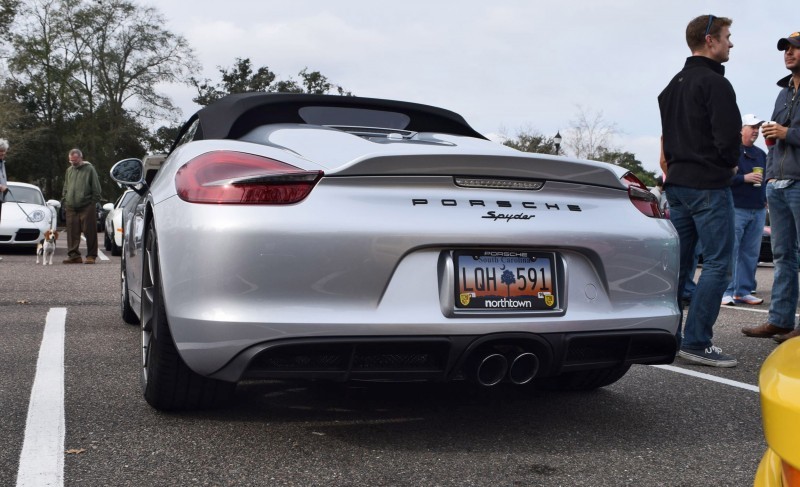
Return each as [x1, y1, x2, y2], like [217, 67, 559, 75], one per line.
[454, 250, 558, 310]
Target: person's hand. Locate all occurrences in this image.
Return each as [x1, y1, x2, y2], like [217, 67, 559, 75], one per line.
[743, 172, 763, 185]
[0, 183, 7, 193]
[762, 122, 788, 140]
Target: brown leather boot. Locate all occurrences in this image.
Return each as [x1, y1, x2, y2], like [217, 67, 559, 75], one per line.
[741, 322, 791, 338]
[773, 327, 800, 344]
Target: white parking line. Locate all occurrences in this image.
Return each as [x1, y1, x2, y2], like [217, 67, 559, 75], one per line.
[79, 233, 110, 261]
[651, 304, 775, 393]
[651, 364, 759, 393]
[722, 305, 770, 315]
[16, 308, 66, 487]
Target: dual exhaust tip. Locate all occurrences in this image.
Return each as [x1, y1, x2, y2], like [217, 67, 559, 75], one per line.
[474, 352, 539, 387]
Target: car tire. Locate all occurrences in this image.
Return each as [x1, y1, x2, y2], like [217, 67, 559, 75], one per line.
[120, 252, 138, 325]
[111, 238, 121, 256]
[104, 231, 112, 251]
[534, 364, 632, 391]
[140, 219, 235, 411]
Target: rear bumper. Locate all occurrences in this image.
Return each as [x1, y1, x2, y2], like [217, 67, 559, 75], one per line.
[209, 329, 677, 383]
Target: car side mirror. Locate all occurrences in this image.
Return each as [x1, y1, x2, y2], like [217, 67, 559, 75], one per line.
[103, 202, 114, 212]
[46, 199, 61, 208]
[111, 158, 147, 195]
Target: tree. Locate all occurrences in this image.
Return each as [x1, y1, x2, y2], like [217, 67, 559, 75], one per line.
[191, 57, 277, 106]
[191, 58, 352, 106]
[502, 126, 559, 155]
[5, 0, 198, 199]
[564, 106, 618, 160]
[144, 124, 181, 154]
[500, 110, 657, 186]
[595, 148, 659, 186]
[558, 107, 658, 185]
[501, 269, 516, 298]
[0, 0, 19, 42]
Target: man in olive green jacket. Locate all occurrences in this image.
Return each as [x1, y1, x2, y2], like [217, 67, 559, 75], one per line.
[62, 148, 102, 264]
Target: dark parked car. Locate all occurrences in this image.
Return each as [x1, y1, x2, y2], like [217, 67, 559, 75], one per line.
[96, 202, 109, 232]
[760, 226, 773, 263]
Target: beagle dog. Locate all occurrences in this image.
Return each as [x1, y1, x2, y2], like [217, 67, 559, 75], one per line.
[36, 229, 59, 265]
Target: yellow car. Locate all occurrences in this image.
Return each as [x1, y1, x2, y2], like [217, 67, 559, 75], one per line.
[755, 337, 800, 486]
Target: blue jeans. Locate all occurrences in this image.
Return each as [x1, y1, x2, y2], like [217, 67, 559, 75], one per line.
[766, 182, 800, 330]
[724, 207, 767, 298]
[682, 245, 701, 300]
[665, 185, 734, 349]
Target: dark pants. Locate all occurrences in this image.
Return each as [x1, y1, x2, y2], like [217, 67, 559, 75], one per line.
[66, 205, 98, 259]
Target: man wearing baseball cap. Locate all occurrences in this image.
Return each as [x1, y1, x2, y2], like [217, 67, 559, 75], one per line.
[742, 32, 800, 343]
[722, 114, 767, 307]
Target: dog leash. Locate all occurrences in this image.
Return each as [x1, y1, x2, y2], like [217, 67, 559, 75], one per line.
[4, 187, 58, 231]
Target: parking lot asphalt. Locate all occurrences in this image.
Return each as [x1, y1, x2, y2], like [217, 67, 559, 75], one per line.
[0, 239, 784, 486]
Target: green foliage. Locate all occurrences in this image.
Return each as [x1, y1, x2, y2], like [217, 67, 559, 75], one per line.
[502, 119, 656, 186]
[192, 58, 277, 106]
[0, 0, 19, 36]
[595, 148, 659, 186]
[191, 58, 352, 106]
[144, 125, 182, 155]
[4, 0, 198, 199]
[502, 129, 559, 155]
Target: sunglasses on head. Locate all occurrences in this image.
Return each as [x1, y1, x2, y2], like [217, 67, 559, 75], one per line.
[704, 14, 716, 37]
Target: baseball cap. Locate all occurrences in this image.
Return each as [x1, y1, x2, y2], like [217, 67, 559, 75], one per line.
[742, 114, 764, 127]
[777, 32, 800, 50]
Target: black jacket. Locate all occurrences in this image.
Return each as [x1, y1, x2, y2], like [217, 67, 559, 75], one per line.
[658, 56, 741, 189]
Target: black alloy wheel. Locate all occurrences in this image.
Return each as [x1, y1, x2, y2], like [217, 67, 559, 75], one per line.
[140, 218, 235, 411]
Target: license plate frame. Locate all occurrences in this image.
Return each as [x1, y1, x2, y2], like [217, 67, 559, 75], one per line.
[453, 250, 558, 311]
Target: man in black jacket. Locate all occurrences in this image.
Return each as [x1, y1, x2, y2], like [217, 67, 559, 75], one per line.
[659, 14, 741, 367]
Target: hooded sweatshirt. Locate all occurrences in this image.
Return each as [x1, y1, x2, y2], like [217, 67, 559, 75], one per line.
[62, 161, 102, 209]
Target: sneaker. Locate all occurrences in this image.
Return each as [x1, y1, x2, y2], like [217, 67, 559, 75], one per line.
[678, 346, 738, 367]
[734, 294, 763, 305]
[62, 256, 83, 264]
[721, 295, 736, 306]
[84, 256, 96, 264]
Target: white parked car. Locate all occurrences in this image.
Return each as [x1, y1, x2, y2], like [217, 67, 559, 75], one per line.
[0, 182, 60, 251]
[103, 189, 137, 256]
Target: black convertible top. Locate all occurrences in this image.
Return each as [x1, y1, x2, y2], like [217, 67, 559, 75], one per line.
[171, 93, 487, 151]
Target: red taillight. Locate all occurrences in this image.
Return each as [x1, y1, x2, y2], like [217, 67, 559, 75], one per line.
[175, 151, 323, 204]
[622, 172, 664, 218]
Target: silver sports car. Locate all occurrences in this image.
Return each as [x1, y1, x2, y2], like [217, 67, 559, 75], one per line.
[110, 93, 680, 411]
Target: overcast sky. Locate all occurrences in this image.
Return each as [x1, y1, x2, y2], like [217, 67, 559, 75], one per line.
[149, 0, 796, 174]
